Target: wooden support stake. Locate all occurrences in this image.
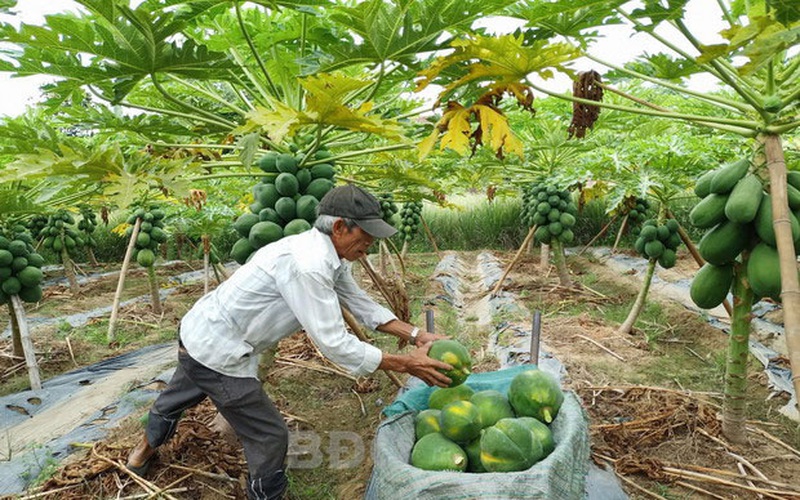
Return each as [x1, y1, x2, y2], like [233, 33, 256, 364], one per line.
[419, 215, 440, 256]
[108, 218, 141, 344]
[202, 235, 211, 296]
[490, 225, 537, 297]
[611, 213, 629, 254]
[577, 213, 619, 257]
[341, 307, 403, 388]
[10, 295, 41, 390]
[574, 334, 625, 361]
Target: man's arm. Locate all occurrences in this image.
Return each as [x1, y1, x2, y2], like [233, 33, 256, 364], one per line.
[376, 318, 449, 347]
[379, 344, 453, 387]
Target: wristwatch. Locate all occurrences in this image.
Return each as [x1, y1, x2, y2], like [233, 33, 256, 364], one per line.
[409, 327, 420, 343]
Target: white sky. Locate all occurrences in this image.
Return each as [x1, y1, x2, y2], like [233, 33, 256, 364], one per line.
[0, 1, 728, 118]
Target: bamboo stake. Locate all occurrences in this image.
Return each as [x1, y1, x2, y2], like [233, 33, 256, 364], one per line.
[764, 135, 800, 419]
[202, 235, 210, 295]
[65, 335, 78, 367]
[274, 357, 357, 380]
[357, 257, 395, 310]
[662, 467, 800, 496]
[108, 218, 141, 344]
[168, 463, 239, 483]
[8, 300, 23, 358]
[747, 426, 800, 459]
[10, 295, 41, 390]
[577, 213, 619, 257]
[419, 215, 440, 256]
[89, 446, 178, 500]
[490, 225, 537, 297]
[341, 307, 403, 388]
[671, 462, 799, 490]
[666, 210, 732, 316]
[674, 480, 728, 500]
[611, 213, 629, 254]
[573, 334, 625, 361]
[15, 484, 83, 500]
[614, 471, 668, 500]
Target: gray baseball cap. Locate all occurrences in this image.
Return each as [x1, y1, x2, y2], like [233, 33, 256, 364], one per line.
[317, 184, 398, 238]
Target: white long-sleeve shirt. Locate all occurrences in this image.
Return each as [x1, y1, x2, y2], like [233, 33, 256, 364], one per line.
[179, 228, 395, 379]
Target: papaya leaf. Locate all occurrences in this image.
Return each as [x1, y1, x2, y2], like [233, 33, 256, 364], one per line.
[507, 0, 626, 47]
[241, 102, 303, 144]
[473, 104, 524, 159]
[324, 0, 517, 71]
[415, 34, 579, 105]
[606, 52, 701, 82]
[697, 14, 799, 74]
[236, 132, 261, 169]
[629, 0, 690, 29]
[242, 73, 405, 141]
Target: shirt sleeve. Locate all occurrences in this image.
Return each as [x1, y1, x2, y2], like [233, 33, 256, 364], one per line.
[277, 266, 383, 377]
[334, 262, 397, 329]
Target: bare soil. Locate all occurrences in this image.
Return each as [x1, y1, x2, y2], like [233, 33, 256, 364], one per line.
[2, 250, 799, 499]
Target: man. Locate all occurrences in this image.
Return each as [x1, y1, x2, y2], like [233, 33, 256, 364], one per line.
[126, 184, 452, 500]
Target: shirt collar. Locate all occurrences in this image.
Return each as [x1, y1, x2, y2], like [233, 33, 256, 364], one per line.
[312, 227, 343, 271]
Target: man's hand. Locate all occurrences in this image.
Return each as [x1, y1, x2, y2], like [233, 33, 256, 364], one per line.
[414, 331, 449, 347]
[405, 342, 453, 387]
[379, 344, 453, 387]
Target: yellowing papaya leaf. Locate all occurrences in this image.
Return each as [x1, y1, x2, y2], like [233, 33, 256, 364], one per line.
[302, 73, 404, 139]
[697, 15, 798, 73]
[416, 34, 580, 105]
[418, 102, 473, 160]
[241, 102, 303, 144]
[241, 73, 405, 141]
[473, 104, 524, 158]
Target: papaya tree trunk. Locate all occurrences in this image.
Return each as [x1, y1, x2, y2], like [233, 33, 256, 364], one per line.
[108, 218, 141, 344]
[9, 301, 23, 358]
[10, 295, 41, 390]
[722, 257, 755, 442]
[539, 243, 550, 271]
[617, 259, 657, 335]
[60, 246, 79, 296]
[611, 213, 629, 254]
[763, 134, 800, 414]
[147, 265, 163, 316]
[550, 239, 572, 287]
[202, 234, 211, 295]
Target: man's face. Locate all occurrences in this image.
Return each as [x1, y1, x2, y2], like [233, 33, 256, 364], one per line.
[331, 220, 375, 261]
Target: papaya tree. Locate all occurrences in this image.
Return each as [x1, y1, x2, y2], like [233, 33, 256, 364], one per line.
[421, 0, 799, 439]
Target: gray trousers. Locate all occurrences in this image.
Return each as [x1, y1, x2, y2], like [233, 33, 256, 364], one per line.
[146, 346, 288, 500]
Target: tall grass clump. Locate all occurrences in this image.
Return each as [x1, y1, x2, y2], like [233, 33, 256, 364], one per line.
[398, 195, 528, 252]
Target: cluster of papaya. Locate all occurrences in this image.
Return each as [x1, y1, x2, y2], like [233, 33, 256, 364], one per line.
[520, 183, 578, 245]
[230, 148, 336, 265]
[26, 215, 49, 240]
[398, 201, 423, 241]
[38, 209, 85, 254]
[77, 206, 99, 249]
[411, 368, 563, 474]
[0, 226, 45, 304]
[633, 219, 682, 269]
[625, 197, 652, 232]
[689, 159, 798, 308]
[377, 193, 399, 223]
[124, 206, 168, 268]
